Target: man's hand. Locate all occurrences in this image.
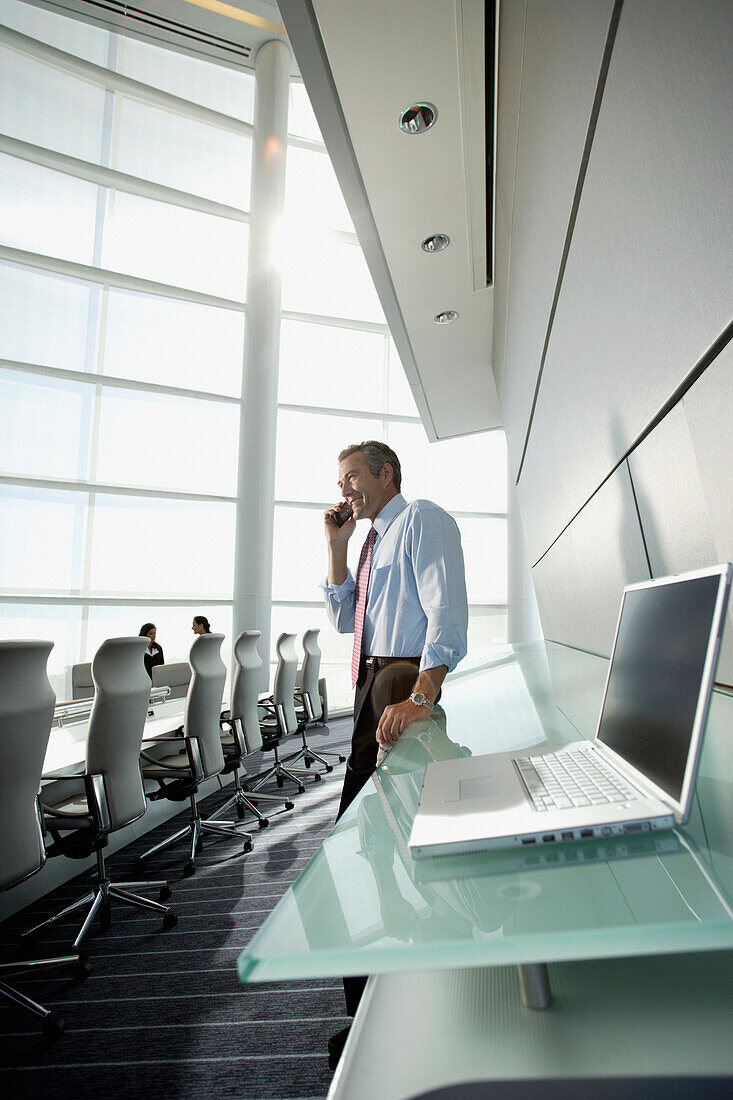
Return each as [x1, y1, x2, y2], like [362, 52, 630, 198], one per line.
[376, 697, 431, 748]
[324, 501, 356, 546]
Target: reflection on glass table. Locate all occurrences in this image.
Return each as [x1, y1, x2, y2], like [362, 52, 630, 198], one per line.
[238, 642, 733, 984]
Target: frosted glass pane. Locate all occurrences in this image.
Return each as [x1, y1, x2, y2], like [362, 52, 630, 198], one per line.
[0, 369, 91, 480]
[386, 424, 508, 513]
[0, 0, 111, 65]
[282, 235, 383, 322]
[102, 289, 244, 396]
[0, 603, 83, 701]
[102, 190, 248, 299]
[272, 506, 333, 602]
[86, 604, 233, 679]
[118, 35, 255, 122]
[288, 83, 323, 143]
[95, 389, 239, 496]
[0, 46, 106, 162]
[458, 517, 508, 603]
[285, 147, 353, 233]
[387, 336, 419, 416]
[115, 97, 252, 209]
[0, 155, 97, 265]
[275, 411, 382, 503]
[89, 496, 235, 597]
[0, 486, 86, 594]
[278, 320, 387, 412]
[0, 262, 93, 371]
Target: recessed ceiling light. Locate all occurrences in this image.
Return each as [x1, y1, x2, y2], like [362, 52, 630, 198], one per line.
[434, 310, 459, 324]
[399, 103, 437, 134]
[421, 234, 450, 253]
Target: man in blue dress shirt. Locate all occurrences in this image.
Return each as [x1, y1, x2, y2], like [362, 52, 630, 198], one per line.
[323, 439, 468, 818]
[322, 440, 468, 1063]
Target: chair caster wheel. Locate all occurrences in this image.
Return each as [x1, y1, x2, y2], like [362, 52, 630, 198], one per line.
[304, 757, 312, 768]
[183, 860, 196, 877]
[276, 776, 284, 788]
[163, 911, 178, 930]
[159, 885, 172, 902]
[258, 818, 269, 828]
[325, 765, 334, 773]
[297, 785, 305, 794]
[42, 1015, 65, 1042]
[73, 957, 92, 981]
[242, 838, 253, 853]
[339, 755, 346, 763]
[314, 773, 322, 782]
[236, 803, 246, 819]
[99, 901, 112, 931]
[285, 801, 295, 810]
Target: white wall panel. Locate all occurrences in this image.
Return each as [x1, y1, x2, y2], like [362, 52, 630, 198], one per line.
[626, 397, 733, 684]
[497, 0, 613, 481]
[519, 0, 733, 559]
[531, 464, 650, 656]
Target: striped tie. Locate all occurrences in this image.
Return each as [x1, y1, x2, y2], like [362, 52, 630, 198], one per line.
[351, 525, 377, 688]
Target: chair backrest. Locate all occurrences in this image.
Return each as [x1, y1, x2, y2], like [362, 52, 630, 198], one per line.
[86, 637, 152, 832]
[152, 661, 191, 700]
[72, 661, 93, 700]
[273, 632, 299, 735]
[300, 629, 323, 721]
[184, 633, 226, 779]
[230, 630, 264, 754]
[0, 641, 56, 892]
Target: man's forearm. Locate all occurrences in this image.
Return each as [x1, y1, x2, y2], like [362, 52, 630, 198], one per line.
[327, 543, 349, 586]
[412, 665, 447, 704]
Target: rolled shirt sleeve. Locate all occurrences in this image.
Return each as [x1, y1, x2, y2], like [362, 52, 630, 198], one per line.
[320, 570, 357, 634]
[409, 505, 468, 674]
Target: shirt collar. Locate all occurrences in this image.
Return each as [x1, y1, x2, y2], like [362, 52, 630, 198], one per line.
[372, 493, 407, 540]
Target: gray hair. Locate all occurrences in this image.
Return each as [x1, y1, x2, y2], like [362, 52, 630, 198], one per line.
[338, 440, 402, 492]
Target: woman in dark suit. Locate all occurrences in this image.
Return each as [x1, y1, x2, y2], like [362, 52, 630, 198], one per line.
[139, 622, 164, 680]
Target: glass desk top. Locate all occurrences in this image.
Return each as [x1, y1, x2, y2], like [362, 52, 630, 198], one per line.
[238, 642, 733, 983]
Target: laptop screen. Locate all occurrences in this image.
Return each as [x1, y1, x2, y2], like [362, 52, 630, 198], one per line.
[597, 573, 723, 803]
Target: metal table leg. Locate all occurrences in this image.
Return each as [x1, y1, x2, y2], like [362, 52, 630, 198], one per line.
[517, 963, 552, 1010]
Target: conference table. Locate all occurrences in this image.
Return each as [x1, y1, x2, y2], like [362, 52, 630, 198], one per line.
[237, 641, 733, 1098]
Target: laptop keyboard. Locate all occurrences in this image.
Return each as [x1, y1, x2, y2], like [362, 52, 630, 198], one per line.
[515, 746, 637, 812]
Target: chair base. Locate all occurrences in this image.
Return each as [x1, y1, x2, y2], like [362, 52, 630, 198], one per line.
[137, 797, 253, 875]
[23, 849, 176, 950]
[0, 953, 85, 1036]
[210, 780, 294, 828]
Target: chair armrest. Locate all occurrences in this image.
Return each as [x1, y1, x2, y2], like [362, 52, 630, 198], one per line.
[42, 769, 83, 781]
[140, 727, 185, 744]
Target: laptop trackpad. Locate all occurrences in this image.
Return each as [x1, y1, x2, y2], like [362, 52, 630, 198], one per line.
[441, 773, 498, 803]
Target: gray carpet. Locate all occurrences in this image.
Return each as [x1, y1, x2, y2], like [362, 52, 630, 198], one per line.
[0, 720, 352, 1099]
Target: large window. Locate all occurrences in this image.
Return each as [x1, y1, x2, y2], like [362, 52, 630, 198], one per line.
[272, 86, 508, 712]
[0, 1, 251, 695]
[0, 4, 507, 712]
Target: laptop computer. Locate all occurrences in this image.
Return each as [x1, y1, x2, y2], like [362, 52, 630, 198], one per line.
[408, 564, 732, 859]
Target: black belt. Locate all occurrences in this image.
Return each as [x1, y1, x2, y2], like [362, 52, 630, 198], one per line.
[363, 655, 420, 671]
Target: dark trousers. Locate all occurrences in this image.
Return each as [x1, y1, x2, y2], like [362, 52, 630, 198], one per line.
[336, 656, 421, 1016]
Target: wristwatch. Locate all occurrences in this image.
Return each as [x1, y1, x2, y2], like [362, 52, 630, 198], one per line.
[409, 692, 433, 711]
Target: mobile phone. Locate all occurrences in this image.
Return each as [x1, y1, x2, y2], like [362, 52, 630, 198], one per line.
[333, 501, 353, 527]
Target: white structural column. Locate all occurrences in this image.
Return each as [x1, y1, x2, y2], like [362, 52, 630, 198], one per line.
[506, 469, 543, 644]
[233, 39, 291, 685]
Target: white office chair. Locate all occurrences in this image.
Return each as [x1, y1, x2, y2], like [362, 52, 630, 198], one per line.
[292, 628, 345, 771]
[71, 661, 93, 700]
[138, 633, 252, 876]
[0, 640, 87, 1039]
[26, 638, 177, 949]
[152, 661, 191, 700]
[249, 633, 320, 794]
[214, 630, 295, 827]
